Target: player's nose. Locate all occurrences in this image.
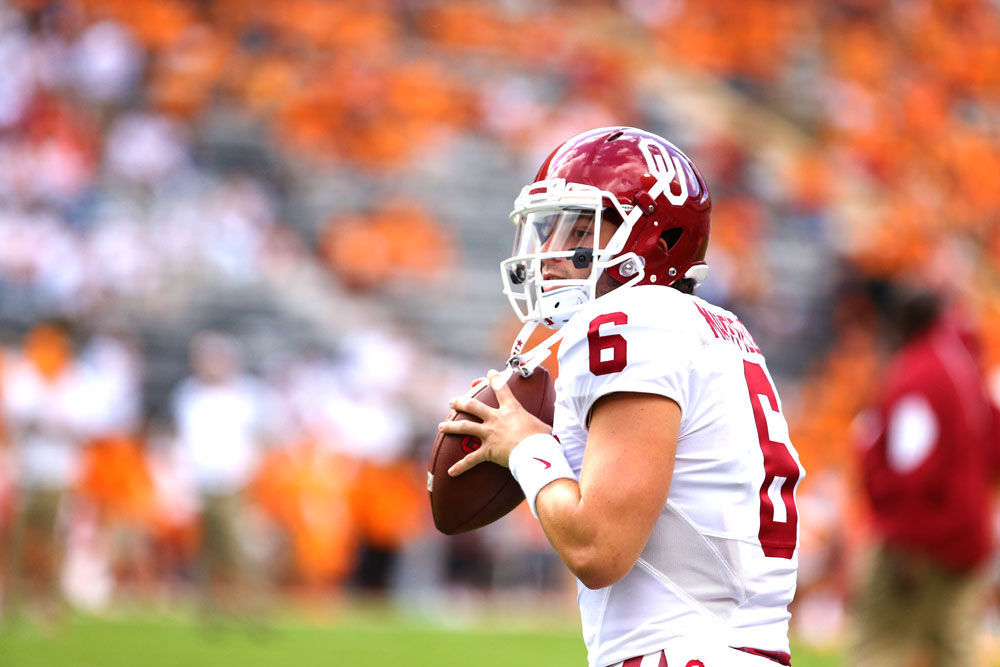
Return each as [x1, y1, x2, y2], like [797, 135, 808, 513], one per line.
[539, 254, 567, 275]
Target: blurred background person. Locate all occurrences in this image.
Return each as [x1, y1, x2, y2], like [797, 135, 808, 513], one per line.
[1, 318, 90, 623]
[66, 321, 154, 609]
[329, 328, 426, 594]
[170, 330, 271, 618]
[850, 289, 1000, 666]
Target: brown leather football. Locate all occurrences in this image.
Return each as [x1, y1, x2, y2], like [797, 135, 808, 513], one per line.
[428, 367, 556, 535]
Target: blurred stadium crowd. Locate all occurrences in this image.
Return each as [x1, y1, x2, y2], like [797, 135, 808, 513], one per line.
[0, 0, 999, 649]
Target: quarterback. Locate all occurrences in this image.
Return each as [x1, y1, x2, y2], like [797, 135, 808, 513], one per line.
[440, 127, 804, 667]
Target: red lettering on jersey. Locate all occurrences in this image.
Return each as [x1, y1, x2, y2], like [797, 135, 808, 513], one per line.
[695, 303, 761, 355]
[696, 302, 727, 339]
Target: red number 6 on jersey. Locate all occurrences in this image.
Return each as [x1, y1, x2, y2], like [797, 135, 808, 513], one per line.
[743, 360, 800, 559]
[588, 312, 628, 376]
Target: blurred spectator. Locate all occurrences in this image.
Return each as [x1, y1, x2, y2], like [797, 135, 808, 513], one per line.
[103, 110, 191, 187]
[69, 433, 151, 609]
[327, 328, 427, 592]
[1, 319, 90, 621]
[849, 290, 1000, 666]
[252, 436, 358, 591]
[68, 323, 151, 608]
[171, 330, 271, 615]
[319, 198, 457, 292]
[143, 418, 199, 594]
[0, 13, 36, 129]
[68, 19, 143, 107]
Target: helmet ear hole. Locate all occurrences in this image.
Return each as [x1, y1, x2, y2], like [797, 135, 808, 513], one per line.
[661, 227, 683, 251]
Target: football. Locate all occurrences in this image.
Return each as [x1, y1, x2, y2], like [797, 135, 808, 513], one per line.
[428, 367, 557, 535]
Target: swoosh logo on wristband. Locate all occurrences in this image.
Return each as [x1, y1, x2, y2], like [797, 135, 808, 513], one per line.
[533, 457, 552, 469]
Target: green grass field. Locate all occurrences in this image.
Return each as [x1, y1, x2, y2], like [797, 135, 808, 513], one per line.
[0, 603, 844, 666]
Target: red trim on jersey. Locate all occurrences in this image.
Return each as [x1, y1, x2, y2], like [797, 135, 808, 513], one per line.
[620, 648, 787, 666]
[734, 646, 791, 665]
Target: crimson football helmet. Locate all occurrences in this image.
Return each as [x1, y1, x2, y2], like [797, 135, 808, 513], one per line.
[501, 127, 712, 328]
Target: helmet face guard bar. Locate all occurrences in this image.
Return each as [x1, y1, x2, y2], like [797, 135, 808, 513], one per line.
[500, 179, 643, 326]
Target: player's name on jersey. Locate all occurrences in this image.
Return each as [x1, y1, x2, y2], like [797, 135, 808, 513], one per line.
[695, 303, 761, 355]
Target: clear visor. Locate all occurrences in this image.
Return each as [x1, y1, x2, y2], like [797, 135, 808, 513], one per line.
[510, 206, 606, 264]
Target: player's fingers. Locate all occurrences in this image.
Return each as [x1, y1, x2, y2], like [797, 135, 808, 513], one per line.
[464, 368, 500, 395]
[449, 395, 495, 420]
[448, 448, 487, 477]
[488, 370, 521, 409]
[438, 418, 488, 440]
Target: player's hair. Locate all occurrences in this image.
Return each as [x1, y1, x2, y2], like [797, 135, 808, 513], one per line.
[897, 290, 942, 343]
[671, 278, 696, 295]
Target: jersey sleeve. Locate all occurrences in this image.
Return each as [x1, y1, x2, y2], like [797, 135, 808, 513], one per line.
[557, 290, 699, 426]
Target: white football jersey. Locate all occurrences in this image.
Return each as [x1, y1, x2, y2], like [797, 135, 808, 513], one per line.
[553, 285, 804, 667]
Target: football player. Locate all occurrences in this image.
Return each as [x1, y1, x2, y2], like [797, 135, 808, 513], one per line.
[440, 127, 805, 667]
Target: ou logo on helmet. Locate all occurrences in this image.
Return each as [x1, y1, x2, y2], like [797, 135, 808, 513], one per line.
[638, 138, 700, 206]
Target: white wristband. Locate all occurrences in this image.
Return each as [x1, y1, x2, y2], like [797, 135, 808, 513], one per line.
[509, 433, 576, 518]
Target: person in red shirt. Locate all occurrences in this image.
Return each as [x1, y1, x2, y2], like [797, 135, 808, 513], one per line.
[851, 289, 1000, 666]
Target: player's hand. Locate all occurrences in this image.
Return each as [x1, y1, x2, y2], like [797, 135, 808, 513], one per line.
[440, 369, 551, 476]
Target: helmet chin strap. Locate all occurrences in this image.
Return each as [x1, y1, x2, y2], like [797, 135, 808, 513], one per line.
[466, 322, 563, 395]
[504, 320, 565, 380]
